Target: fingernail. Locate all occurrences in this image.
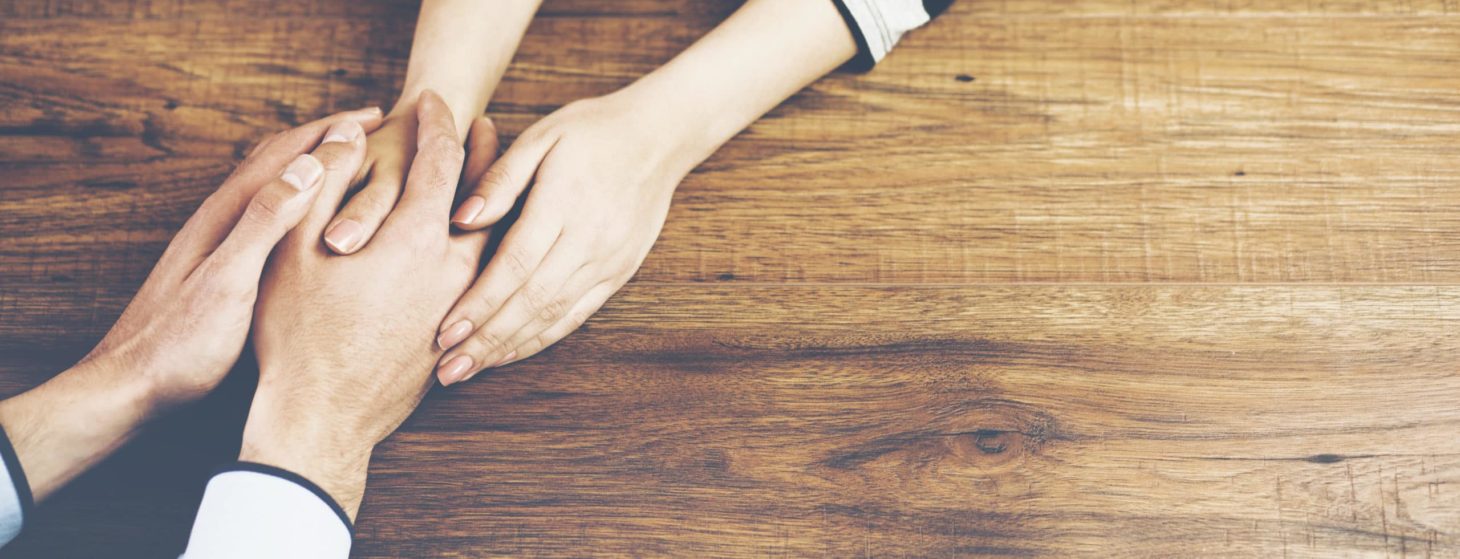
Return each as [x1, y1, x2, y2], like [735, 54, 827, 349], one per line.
[280, 155, 322, 191]
[438, 355, 474, 385]
[322, 121, 362, 144]
[324, 219, 364, 253]
[453, 196, 485, 225]
[491, 351, 517, 368]
[436, 320, 472, 350]
[363, 106, 383, 116]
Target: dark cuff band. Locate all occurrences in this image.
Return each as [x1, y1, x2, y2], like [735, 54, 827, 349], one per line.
[213, 461, 354, 536]
[0, 424, 35, 531]
[830, 0, 877, 72]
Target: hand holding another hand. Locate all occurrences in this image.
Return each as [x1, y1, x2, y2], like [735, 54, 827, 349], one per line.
[240, 92, 495, 519]
[0, 108, 383, 500]
[433, 92, 701, 385]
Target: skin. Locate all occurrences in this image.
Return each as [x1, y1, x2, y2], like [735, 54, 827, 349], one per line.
[320, 0, 539, 255]
[242, 92, 497, 519]
[433, 0, 861, 384]
[0, 108, 385, 501]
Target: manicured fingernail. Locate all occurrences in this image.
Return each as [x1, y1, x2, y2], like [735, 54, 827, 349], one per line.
[453, 196, 485, 226]
[491, 351, 517, 368]
[436, 320, 472, 350]
[324, 219, 364, 253]
[438, 355, 474, 385]
[280, 155, 322, 191]
[363, 106, 383, 116]
[322, 121, 362, 144]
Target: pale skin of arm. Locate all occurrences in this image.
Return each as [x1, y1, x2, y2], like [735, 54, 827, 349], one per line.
[431, 0, 859, 383]
[320, 0, 540, 254]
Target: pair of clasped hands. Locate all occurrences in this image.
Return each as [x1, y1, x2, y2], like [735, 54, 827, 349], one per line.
[5, 92, 593, 519]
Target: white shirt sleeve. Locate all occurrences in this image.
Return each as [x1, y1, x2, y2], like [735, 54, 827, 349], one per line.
[831, 0, 953, 69]
[181, 463, 353, 559]
[0, 426, 33, 549]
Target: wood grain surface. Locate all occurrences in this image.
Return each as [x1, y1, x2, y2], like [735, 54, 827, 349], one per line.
[1, 0, 1458, 557]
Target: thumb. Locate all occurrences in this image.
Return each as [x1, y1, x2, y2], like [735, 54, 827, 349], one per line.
[450, 128, 552, 230]
[206, 154, 326, 278]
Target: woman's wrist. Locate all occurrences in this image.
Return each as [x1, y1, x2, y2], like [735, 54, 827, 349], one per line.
[603, 85, 729, 178]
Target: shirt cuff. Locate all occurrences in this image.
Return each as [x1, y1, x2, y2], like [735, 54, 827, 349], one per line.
[182, 462, 352, 559]
[0, 424, 34, 548]
[830, 0, 947, 71]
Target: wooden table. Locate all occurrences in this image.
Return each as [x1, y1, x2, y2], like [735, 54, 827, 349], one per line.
[2, 1, 1458, 557]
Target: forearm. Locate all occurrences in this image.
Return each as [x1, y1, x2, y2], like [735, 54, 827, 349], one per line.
[0, 360, 158, 501]
[619, 0, 858, 166]
[395, 0, 542, 136]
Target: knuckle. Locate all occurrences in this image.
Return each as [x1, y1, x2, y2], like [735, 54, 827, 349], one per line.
[428, 133, 465, 163]
[243, 192, 284, 224]
[347, 187, 397, 219]
[538, 296, 570, 323]
[520, 281, 554, 311]
[313, 145, 354, 172]
[471, 328, 506, 351]
[473, 290, 503, 314]
[479, 165, 513, 191]
[501, 248, 534, 281]
[403, 227, 444, 251]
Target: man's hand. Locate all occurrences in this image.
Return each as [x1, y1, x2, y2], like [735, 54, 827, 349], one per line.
[240, 92, 494, 519]
[0, 108, 381, 501]
[431, 92, 696, 385]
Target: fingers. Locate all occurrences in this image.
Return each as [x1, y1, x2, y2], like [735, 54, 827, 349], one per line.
[435, 237, 584, 385]
[383, 90, 464, 234]
[432, 213, 564, 380]
[236, 107, 383, 184]
[161, 108, 382, 274]
[208, 119, 368, 278]
[496, 281, 617, 368]
[450, 122, 554, 231]
[321, 160, 406, 254]
[460, 116, 501, 188]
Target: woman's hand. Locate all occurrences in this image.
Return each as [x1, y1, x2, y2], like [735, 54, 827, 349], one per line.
[319, 105, 420, 255]
[432, 92, 702, 385]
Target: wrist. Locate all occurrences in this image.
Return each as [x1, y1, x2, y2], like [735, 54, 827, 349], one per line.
[393, 85, 481, 141]
[240, 376, 373, 519]
[602, 86, 726, 177]
[0, 359, 158, 501]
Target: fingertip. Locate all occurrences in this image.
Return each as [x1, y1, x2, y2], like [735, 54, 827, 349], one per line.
[281, 154, 324, 191]
[451, 196, 487, 228]
[417, 90, 446, 112]
[436, 319, 473, 350]
[343, 106, 385, 131]
[323, 219, 365, 254]
[437, 355, 474, 386]
[321, 120, 365, 146]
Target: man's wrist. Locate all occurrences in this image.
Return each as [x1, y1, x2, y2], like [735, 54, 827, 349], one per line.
[239, 380, 373, 520]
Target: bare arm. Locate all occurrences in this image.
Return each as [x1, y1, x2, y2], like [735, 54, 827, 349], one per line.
[434, 0, 861, 383]
[321, 0, 539, 254]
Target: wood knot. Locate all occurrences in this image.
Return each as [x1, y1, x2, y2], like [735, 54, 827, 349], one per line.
[972, 430, 1009, 454]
